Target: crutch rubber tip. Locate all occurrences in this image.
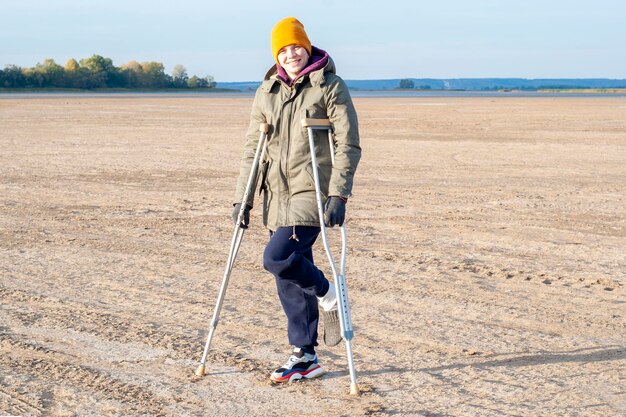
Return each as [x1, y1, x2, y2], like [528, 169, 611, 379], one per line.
[350, 383, 360, 396]
[195, 364, 206, 377]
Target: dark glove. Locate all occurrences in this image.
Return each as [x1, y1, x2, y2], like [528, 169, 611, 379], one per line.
[232, 203, 251, 228]
[324, 196, 346, 227]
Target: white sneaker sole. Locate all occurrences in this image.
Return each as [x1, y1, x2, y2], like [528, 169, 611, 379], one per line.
[270, 365, 325, 383]
[288, 365, 325, 382]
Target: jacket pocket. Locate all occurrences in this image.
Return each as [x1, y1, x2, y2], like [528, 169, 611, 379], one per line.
[305, 164, 328, 199]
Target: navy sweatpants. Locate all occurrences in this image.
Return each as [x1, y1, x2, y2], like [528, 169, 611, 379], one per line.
[263, 226, 330, 354]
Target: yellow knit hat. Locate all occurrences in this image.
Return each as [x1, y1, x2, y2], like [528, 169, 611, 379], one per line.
[271, 17, 312, 62]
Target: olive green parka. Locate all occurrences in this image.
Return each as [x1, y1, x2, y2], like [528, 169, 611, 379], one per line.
[235, 52, 361, 231]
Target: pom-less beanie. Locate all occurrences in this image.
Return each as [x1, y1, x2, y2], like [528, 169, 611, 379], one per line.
[271, 17, 312, 62]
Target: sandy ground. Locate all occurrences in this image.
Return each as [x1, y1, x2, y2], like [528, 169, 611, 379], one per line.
[0, 95, 625, 416]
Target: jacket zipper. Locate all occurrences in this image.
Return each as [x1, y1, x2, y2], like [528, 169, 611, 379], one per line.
[283, 86, 294, 225]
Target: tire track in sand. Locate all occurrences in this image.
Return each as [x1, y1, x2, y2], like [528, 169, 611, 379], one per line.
[0, 385, 44, 417]
[0, 286, 267, 371]
[1, 286, 388, 414]
[0, 330, 167, 416]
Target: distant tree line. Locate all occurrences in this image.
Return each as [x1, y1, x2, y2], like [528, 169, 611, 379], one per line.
[0, 55, 216, 89]
[397, 79, 431, 90]
[393, 78, 626, 91]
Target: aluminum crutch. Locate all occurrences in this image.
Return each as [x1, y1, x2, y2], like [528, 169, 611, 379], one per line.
[301, 118, 359, 396]
[195, 122, 269, 377]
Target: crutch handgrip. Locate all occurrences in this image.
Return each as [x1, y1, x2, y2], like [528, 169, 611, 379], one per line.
[259, 122, 269, 133]
[301, 118, 331, 128]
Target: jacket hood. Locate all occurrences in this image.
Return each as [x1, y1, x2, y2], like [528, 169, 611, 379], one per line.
[263, 46, 335, 87]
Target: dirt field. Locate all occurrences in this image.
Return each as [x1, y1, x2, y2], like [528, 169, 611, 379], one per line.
[1, 95, 625, 416]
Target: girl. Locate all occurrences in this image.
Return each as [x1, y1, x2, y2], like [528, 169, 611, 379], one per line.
[233, 16, 361, 382]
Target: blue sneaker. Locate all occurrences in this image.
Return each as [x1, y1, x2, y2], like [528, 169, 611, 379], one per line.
[270, 348, 324, 382]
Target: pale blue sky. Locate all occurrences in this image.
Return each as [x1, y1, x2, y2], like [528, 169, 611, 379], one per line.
[2, 0, 625, 81]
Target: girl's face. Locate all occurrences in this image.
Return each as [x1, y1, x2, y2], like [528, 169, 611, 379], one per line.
[277, 44, 309, 80]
